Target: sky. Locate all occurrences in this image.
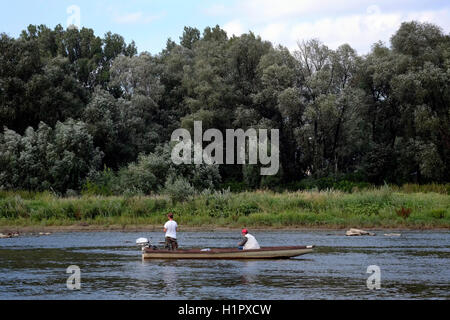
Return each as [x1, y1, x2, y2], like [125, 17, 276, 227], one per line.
[1, 0, 449, 55]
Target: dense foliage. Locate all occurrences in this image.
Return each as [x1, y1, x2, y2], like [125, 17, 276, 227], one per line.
[1, 22, 449, 194]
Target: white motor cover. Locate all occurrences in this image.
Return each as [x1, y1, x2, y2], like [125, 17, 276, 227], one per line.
[136, 237, 149, 246]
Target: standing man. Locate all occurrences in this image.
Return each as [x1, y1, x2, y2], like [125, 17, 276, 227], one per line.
[164, 212, 178, 250]
[238, 229, 260, 250]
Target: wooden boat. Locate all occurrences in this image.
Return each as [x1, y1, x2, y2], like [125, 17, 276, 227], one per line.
[142, 245, 314, 260]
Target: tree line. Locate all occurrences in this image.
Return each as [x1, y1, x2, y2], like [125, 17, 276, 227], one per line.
[0, 22, 449, 195]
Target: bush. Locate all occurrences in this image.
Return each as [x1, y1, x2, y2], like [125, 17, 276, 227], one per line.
[396, 207, 412, 219]
[82, 167, 118, 196]
[395, 183, 450, 195]
[219, 180, 248, 193]
[65, 189, 79, 198]
[163, 176, 196, 203]
[0, 120, 103, 193]
[201, 189, 233, 217]
[237, 203, 259, 216]
[83, 145, 222, 196]
[428, 209, 447, 219]
[0, 196, 28, 218]
[284, 177, 371, 193]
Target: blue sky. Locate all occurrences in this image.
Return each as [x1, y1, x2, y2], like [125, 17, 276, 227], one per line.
[1, 0, 449, 54]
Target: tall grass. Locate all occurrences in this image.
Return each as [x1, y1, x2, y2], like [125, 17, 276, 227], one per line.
[0, 187, 448, 228]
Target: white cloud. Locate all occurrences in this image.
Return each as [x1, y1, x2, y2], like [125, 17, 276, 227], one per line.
[261, 23, 288, 43]
[114, 12, 143, 24]
[223, 20, 246, 37]
[203, 4, 229, 16]
[220, 0, 412, 22]
[407, 8, 450, 31]
[289, 8, 403, 53]
[288, 7, 450, 53]
[216, 2, 450, 54]
[237, 0, 358, 21]
[108, 7, 164, 25]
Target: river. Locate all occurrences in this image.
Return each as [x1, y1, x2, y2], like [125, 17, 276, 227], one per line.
[0, 230, 448, 300]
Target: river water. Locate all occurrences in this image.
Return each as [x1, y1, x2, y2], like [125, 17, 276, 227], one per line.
[0, 230, 448, 300]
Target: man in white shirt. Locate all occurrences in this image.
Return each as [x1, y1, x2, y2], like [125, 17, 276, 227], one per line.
[164, 213, 178, 250]
[238, 229, 260, 250]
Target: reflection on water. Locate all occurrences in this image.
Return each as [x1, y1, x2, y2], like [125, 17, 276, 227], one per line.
[162, 264, 178, 297]
[0, 230, 449, 299]
[241, 261, 259, 285]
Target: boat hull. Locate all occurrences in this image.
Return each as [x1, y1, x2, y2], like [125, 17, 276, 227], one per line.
[142, 246, 314, 260]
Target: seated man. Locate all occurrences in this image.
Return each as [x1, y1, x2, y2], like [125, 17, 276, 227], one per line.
[164, 212, 178, 250]
[237, 229, 260, 250]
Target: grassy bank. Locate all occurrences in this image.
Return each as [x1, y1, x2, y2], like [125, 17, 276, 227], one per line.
[0, 187, 449, 230]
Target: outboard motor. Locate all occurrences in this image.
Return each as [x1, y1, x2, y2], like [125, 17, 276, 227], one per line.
[136, 237, 150, 251]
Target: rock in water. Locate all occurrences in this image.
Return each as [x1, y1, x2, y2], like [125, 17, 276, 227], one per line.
[346, 228, 376, 236]
[0, 232, 19, 239]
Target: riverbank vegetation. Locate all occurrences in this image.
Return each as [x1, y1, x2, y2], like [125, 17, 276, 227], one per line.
[0, 186, 448, 229]
[1, 21, 449, 197]
[0, 22, 448, 230]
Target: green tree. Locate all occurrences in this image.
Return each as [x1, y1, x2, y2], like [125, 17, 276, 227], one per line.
[0, 120, 102, 192]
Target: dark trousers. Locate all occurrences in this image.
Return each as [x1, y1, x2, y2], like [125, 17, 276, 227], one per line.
[165, 237, 178, 250]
